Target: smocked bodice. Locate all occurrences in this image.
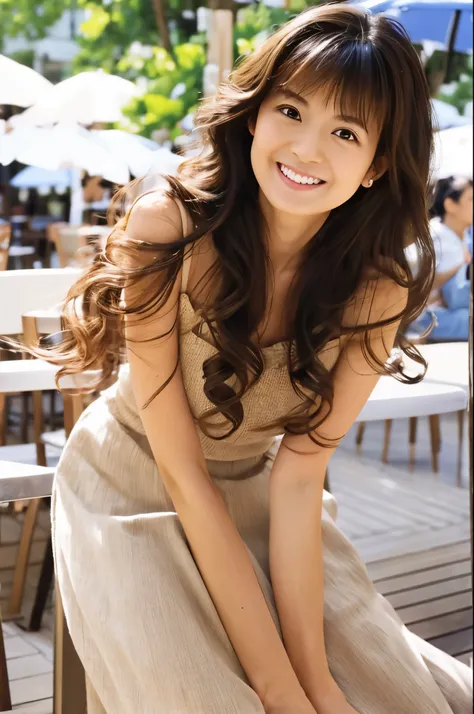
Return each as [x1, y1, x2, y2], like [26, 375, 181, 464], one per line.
[106, 293, 342, 461]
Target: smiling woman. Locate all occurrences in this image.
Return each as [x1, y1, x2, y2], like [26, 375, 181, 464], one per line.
[249, 83, 382, 213]
[16, 5, 473, 714]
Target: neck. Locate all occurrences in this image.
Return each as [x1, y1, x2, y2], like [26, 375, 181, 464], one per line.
[259, 190, 330, 273]
[443, 215, 466, 240]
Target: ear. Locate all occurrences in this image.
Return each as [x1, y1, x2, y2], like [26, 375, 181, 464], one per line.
[444, 196, 456, 215]
[362, 156, 388, 187]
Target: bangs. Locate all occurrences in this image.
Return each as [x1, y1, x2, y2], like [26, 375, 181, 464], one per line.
[273, 35, 391, 133]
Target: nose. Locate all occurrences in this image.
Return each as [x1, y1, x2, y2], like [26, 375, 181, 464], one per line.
[291, 129, 326, 166]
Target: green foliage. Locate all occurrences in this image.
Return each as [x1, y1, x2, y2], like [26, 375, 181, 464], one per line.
[117, 42, 205, 138]
[437, 56, 473, 114]
[234, 1, 308, 59]
[0, 0, 64, 49]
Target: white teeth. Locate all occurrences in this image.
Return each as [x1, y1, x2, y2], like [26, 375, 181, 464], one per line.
[279, 163, 320, 186]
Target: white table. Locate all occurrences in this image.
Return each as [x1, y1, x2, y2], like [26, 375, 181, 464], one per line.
[0, 460, 54, 503]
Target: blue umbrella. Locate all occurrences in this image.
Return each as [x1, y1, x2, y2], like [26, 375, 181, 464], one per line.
[356, 0, 472, 54]
[11, 166, 72, 189]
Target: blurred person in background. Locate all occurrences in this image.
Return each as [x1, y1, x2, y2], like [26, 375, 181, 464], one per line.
[408, 175, 472, 341]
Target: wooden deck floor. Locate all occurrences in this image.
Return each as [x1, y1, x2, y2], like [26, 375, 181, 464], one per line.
[1, 411, 472, 711]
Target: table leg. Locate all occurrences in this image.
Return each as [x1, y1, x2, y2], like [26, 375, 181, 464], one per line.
[457, 410, 464, 488]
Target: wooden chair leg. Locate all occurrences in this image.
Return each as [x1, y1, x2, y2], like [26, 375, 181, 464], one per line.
[428, 414, 441, 474]
[63, 393, 85, 439]
[0, 608, 12, 711]
[49, 390, 58, 430]
[7, 498, 41, 618]
[33, 390, 47, 467]
[54, 587, 87, 714]
[20, 392, 30, 444]
[28, 535, 54, 632]
[355, 422, 366, 454]
[408, 417, 418, 472]
[382, 419, 392, 463]
[457, 410, 465, 488]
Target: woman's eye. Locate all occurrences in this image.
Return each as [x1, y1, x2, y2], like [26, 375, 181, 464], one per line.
[333, 128, 357, 142]
[279, 106, 301, 121]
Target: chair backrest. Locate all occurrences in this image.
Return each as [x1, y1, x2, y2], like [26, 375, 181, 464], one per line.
[0, 268, 83, 335]
[0, 225, 11, 272]
[56, 225, 84, 268]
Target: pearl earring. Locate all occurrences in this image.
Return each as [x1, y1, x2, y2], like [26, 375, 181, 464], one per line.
[367, 179, 374, 188]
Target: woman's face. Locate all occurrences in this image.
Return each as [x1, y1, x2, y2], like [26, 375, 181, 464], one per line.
[446, 184, 473, 230]
[249, 83, 382, 217]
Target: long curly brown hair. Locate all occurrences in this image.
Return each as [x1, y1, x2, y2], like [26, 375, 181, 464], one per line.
[23, 4, 435, 443]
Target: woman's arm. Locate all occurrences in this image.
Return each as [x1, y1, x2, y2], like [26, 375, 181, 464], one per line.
[123, 193, 310, 711]
[441, 267, 470, 310]
[432, 261, 464, 290]
[268, 277, 408, 712]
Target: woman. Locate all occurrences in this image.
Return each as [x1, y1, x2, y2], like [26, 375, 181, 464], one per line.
[31, 5, 471, 713]
[409, 176, 472, 341]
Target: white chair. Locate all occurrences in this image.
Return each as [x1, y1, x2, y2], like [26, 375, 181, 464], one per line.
[0, 267, 82, 450]
[0, 459, 87, 714]
[356, 375, 467, 485]
[0, 269, 82, 621]
[356, 343, 469, 481]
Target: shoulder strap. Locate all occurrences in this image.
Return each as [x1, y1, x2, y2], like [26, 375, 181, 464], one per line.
[175, 199, 193, 294]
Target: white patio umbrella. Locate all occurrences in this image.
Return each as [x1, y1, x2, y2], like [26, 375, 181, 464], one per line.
[9, 70, 140, 127]
[0, 55, 53, 107]
[0, 124, 130, 184]
[89, 130, 183, 178]
[431, 98, 471, 130]
[432, 124, 473, 179]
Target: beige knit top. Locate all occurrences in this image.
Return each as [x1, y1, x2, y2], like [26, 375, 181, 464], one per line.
[105, 196, 343, 461]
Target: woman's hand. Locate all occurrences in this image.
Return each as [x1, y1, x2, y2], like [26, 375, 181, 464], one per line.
[264, 699, 317, 714]
[264, 690, 318, 714]
[309, 677, 359, 714]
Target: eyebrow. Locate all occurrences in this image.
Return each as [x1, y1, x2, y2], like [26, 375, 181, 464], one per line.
[274, 87, 369, 133]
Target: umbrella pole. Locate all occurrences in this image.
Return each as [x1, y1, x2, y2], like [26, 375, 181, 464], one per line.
[444, 9, 461, 83]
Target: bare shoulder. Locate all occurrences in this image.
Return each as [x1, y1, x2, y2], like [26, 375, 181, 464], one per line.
[125, 190, 187, 245]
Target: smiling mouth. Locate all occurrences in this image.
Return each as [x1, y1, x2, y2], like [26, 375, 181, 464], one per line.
[277, 162, 326, 186]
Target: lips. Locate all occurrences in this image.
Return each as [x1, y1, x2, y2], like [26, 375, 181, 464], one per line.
[277, 162, 326, 186]
[276, 162, 327, 191]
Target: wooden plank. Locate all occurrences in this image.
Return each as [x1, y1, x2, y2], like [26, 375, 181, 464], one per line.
[367, 540, 470, 580]
[359, 524, 470, 563]
[375, 559, 471, 594]
[396, 592, 472, 624]
[410, 609, 473, 640]
[344, 486, 463, 527]
[455, 651, 472, 666]
[386, 575, 472, 609]
[429, 627, 473, 656]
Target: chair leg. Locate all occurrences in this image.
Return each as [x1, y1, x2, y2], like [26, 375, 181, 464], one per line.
[27, 535, 54, 632]
[33, 391, 47, 467]
[382, 419, 393, 463]
[0, 609, 12, 711]
[428, 414, 441, 474]
[54, 587, 88, 714]
[408, 417, 418, 471]
[20, 392, 30, 444]
[50, 390, 58, 430]
[457, 410, 465, 488]
[355, 423, 366, 454]
[7, 498, 41, 618]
